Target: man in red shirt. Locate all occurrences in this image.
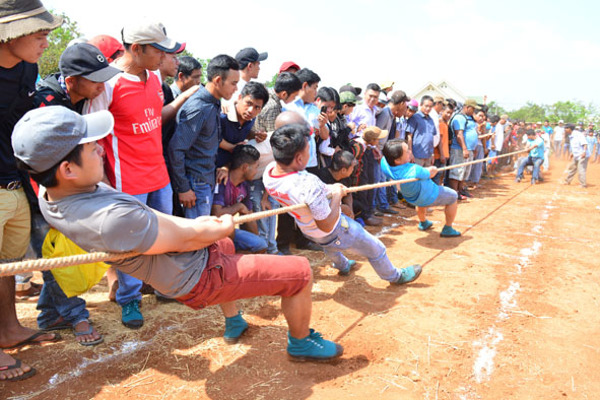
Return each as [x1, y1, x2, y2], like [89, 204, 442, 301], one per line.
[87, 20, 183, 329]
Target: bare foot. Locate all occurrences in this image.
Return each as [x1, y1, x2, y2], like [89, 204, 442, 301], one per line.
[0, 325, 60, 349]
[0, 351, 34, 381]
[73, 320, 102, 345]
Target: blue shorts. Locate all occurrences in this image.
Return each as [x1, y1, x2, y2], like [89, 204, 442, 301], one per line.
[428, 186, 458, 207]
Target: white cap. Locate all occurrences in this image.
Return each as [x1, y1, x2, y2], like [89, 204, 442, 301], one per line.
[122, 21, 182, 53]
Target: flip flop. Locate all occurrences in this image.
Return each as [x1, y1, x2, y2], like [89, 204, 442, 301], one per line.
[73, 323, 104, 347]
[0, 331, 62, 350]
[0, 359, 37, 382]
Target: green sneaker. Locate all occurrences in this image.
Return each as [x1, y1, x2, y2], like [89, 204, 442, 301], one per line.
[440, 225, 461, 237]
[224, 312, 248, 344]
[121, 300, 143, 329]
[287, 329, 344, 362]
[393, 264, 423, 285]
[418, 220, 433, 231]
[338, 260, 356, 276]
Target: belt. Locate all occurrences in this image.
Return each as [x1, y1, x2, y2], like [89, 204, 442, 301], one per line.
[0, 181, 22, 190]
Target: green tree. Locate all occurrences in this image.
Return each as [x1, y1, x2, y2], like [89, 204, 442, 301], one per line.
[486, 101, 507, 116]
[545, 100, 596, 124]
[37, 12, 80, 78]
[264, 72, 278, 89]
[508, 102, 546, 122]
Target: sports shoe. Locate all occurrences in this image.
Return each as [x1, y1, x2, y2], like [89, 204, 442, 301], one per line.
[418, 220, 433, 231]
[378, 208, 399, 215]
[440, 225, 461, 237]
[373, 210, 384, 217]
[224, 312, 248, 344]
[393, 265, 423, 285]
[287, 329, 344, 362]
[365, 216, 383, 226]
[121, 300, 143, 329]
[337, 260, 356, 276]
[296, 242, 323, 252]
[515, 177, 522, 183]
[460, 189, 473, 198]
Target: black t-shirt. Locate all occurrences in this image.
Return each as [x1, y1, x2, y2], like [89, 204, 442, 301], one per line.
[161, 81, 176, 161]
[313, 167, 352, 187]
[0, 61, 38, 184]
[33, 73, 84, 113]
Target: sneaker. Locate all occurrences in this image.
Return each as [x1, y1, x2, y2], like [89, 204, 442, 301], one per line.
[287, 329, 344, 362]
[393, 265, 423, 285]
[365, 216, 383, 226]
[121, 300, 143, 329]
[460, 189, 473, 198]
[440, 225, 461, 237]
[296, 242, 323, 252]
[378, 208, 399, 215]
[224, 312, 248, 344]
[418, 220, 433, 231]
[338, 260, 356, 276]
[279, 246, 293, 256]
[515, 177, 521, 183]
[373, 210, 384, 217]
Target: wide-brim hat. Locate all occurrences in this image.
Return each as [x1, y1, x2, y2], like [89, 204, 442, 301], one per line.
[0, 0, 62, 43]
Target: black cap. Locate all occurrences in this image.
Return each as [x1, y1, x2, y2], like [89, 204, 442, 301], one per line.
[235, 47, 268, 69]
[59, 43, 121, 82]
[339, 84, 363, 100]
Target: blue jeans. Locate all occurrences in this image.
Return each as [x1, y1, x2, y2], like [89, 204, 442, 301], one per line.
[37, 270, 89, 329]
[249, 179, 279, 254]
[183, 178, 214, 219]
[386, 180, 398, 205]
[119, 183, 174, 306]
[467, 144, 484, 183]
[310, 215, 401, 282]
[233, 229, 268, 253]
[373, 162, 390, 210]
[516, 156, 543, 181]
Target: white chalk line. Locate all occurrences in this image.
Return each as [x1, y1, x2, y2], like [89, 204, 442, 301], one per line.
[470, 188, 558, 386]
[19, 325, 178, 399]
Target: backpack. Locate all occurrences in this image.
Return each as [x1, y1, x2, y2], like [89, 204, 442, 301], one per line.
[448, 113, 467, 144]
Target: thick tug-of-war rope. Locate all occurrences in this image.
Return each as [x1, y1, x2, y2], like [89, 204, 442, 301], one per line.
[0, 148, 529, 277]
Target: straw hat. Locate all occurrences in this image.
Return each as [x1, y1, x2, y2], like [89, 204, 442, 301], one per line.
[0, 0, 62, 43]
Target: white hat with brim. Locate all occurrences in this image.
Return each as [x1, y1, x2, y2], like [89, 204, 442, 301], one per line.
[122, 21, 182, 53]
[0, 0, 62, 43]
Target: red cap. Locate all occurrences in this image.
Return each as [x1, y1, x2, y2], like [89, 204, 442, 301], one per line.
[175, 42, 186, 54]
[279, 61, 300, 74]
[88, 35, 124, 62]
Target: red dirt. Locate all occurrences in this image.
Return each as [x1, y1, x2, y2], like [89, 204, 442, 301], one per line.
[3, 156, 599, 400]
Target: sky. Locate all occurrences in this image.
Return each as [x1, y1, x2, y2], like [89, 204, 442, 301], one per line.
[44, 0, 600, 111]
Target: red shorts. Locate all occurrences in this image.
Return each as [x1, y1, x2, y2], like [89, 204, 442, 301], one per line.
[176, 238, 311, 310]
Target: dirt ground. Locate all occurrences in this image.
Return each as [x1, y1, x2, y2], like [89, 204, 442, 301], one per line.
[3, 155, 599, 400]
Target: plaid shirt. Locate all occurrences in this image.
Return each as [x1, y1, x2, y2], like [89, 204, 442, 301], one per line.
[254, 91, 281, 133]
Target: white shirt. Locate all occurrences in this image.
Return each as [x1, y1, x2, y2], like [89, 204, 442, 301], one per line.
[570, 130, 587, 158]
[429, 108, 441, 147]
[554, 126, 565, 141]
[263, 162, 339, 239]
[494, 122, 505, 151]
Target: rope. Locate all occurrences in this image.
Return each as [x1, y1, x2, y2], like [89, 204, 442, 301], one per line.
[0, 147, 529, 277]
